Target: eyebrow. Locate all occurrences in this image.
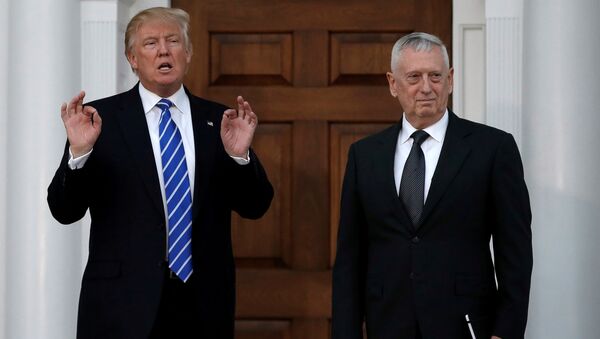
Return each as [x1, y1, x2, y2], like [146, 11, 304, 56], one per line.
[141, 32, 180, 39]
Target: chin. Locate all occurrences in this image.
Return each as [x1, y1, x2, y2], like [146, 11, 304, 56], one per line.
[416, 110, 436, 118]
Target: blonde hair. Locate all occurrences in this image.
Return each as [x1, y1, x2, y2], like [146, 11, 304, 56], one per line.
[125, 7, 192, 57]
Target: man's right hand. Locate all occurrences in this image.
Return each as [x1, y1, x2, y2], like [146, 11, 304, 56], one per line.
[61, 91, 102, 157]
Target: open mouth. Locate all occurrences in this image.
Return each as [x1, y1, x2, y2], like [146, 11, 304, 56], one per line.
[158, 62, 173, 71]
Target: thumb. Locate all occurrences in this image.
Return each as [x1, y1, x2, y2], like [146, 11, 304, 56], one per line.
[83, 106, 101, 128]
[92, 111, 102, 128]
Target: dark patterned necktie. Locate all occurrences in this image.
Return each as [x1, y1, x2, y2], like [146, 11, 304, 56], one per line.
[399, 130, 429, 227]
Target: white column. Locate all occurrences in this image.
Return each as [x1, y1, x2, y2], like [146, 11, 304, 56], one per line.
[5, 0, 82, 338]
[523, 0, 600, 337]
[81, 1, 119, 102]
[0, 0, 9, 337]
[485, 0, 524, 146]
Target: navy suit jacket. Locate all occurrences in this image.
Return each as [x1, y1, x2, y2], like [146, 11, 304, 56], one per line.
[48, 84, 273, 338]
[332, 111, 532, 339]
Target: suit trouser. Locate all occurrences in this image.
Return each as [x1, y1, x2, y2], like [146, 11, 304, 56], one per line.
[416, 323, 423, 339]
[149, 270, 199, 338]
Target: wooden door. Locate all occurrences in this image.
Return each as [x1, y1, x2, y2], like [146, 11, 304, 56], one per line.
[172, 1, 451, 338]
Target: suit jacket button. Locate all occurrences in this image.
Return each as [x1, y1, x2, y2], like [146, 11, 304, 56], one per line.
[411, 236, 420, 244]
[409, 272, 415, 279]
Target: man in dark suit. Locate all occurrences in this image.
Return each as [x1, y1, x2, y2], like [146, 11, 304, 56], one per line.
[47, 7, 273, 339]
[332, 32, 532, 339]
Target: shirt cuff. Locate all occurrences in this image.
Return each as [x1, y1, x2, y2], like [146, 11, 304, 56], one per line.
[230, 150, 250, 165]
[68, 148, 93, 170]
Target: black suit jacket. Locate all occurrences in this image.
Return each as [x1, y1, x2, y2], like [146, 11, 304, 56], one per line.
[47, 84, 274, 339]
[332, 111, 532, 339]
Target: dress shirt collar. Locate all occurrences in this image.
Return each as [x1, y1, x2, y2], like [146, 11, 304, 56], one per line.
[399, 108, 449, 145]
[138, 82, 190, 116]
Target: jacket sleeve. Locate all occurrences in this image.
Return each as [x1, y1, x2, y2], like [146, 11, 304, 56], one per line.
[490, 133, 533, 338]
[47, 141, 90, 225]
[332, 144, 367, 339]
[224, 148, 274, 220]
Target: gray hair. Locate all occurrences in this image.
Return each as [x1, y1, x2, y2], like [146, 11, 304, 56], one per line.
[390, 32, 449, 71]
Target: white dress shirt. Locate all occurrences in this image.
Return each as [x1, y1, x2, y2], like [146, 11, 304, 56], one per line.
[139, 84, 196, 206]
[394, 109, 449, 203]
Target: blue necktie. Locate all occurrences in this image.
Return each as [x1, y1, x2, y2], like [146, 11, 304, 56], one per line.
[157, 99, 193, 282]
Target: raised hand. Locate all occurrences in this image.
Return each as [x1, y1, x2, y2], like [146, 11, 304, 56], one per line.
[221, 96, 258, 158]
[60, 91, 102, 157]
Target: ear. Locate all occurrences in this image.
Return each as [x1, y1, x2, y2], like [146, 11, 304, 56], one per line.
[386, 72, 397, 98]
[185, 47, 192, 64]
[447, 67, 454, 94]
[127, 51, 138, 71]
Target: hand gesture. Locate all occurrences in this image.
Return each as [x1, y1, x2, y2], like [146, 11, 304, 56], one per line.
[221, 96, 258, 158]
[60, 91, 102, 157]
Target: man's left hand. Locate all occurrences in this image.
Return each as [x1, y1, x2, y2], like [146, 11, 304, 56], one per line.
[221, 96, 258, 158]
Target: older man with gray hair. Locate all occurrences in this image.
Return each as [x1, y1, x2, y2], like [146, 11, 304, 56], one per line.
[332, 32, 532, 339]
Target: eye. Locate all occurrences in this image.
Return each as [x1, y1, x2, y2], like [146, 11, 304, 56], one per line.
[430, 73, 443, 82]
[406, 73, 421, 84]
[144, 40, 157, 48]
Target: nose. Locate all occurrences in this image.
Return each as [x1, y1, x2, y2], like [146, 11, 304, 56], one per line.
[420, 75, 432, 93]
[158, 39, 169, 55]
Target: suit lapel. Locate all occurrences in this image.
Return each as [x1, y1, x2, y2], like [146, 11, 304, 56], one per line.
[375, 122, 414, 236]
[114, 84, 164, 217]
[419, 111, 472, 230]
[186, 89, 218, 220]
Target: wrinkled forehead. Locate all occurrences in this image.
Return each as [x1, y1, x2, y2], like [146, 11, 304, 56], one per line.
[398, 46, 448, 71]
[135, 18, 182, 39]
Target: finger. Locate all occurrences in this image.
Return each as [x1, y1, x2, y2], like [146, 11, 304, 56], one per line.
[92, 108, 102, 128]
[246, 108, 258, 125]
[82, 105, 97, 117]
[237, 96, 245, 119]
[60, 102, 68, 120]
[67, 95, 78, 117]
[223, 108, 237, 119]
[76, 90, 86, 115]
[82, 106, 98, 128]
[220, 113, 230, 131]
[67, 91, 84, 117]
[242, 101, 253, 122]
